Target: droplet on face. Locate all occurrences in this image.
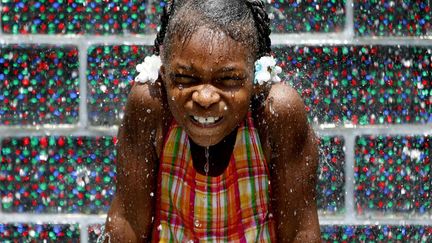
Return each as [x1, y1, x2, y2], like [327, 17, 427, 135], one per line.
[268, 97, 275, 115]
[147, 109, 151, 113]
[171, 96, 175, 101]
[178, 84, 183, 90]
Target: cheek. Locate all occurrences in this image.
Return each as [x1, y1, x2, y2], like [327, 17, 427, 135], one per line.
[229, 89, 252, 111]
[167, 90, 191, 118]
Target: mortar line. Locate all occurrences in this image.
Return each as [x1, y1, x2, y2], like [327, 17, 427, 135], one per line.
[270, 33, 432, 46]
[80, 222, 89, 243]
[0, 1, 3, 36]
[313, 124, 432, 136]
[0, 212, 430, 226]
[0, 137, 2, 214]
[0, 124, 430, 137]
[319, 217, 432, 226]
[343, 134, 356, 225]
[344, 0, 355, 39]
[1, 34, 432, 46]
[0, 34, 156, 45]
[0, 126, 117, 137]
[78, 42, 89, 129]
[0, 213, 106, 224]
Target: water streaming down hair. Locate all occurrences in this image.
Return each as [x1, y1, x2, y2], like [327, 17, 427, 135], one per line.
[153, 0, 272, 60]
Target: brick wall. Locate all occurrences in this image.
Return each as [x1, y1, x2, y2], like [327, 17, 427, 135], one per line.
[0, 0, 431, 242]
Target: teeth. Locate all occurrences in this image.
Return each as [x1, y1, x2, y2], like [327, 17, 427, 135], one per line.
[193, 116, 221, 125]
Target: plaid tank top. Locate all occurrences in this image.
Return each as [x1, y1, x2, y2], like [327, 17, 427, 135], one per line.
[152, 113, 275, 242]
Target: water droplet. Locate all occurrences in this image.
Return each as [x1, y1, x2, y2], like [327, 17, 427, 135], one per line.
[204, 147, 210, 176]
[268, 97, 276, 115]
[171, 96, 175, 101]
[150, 192, 154, 197]
[223, 106, 228, 111]
[146, 109, 151, 113]
[194, 219, 202, 228]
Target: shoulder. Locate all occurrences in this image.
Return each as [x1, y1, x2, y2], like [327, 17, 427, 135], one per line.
[125, 81, 166, 118]
[263, 82, 312, 155]
[261, 83, 321, 241]
[123, 81, 169, 127]
[120, 81, 170, 152]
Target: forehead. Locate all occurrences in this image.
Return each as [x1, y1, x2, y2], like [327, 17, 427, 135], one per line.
[168, 26, 253, 69]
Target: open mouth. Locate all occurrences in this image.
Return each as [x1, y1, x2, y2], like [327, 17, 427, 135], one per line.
[190, 116, 223, 126]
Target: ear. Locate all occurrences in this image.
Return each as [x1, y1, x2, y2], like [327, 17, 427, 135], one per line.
[159, 45, 167, 81]
[160, 45, 165, 57]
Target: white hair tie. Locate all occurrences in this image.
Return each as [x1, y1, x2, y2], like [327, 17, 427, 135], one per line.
[254, 55, 282, 85]
[134, 54, 282, 85]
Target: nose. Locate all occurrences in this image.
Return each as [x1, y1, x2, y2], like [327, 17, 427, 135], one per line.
[192, 85, 221, 109]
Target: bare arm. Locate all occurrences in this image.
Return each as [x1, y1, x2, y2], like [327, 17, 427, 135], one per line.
[104, 82, 167, 242]
[266, 83, 321, 242]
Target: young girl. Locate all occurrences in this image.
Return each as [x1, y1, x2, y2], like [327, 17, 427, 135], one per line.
[102, 0, 320, 242]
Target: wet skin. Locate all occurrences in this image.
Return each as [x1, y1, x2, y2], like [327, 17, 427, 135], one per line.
[104, 26, 321, 242]
[161, 27, 253, 176]
[161, 27, 254, 148]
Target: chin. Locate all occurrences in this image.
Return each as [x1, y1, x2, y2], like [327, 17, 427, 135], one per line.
[181, 117, 231, 147]
[188, 134, 223, 147]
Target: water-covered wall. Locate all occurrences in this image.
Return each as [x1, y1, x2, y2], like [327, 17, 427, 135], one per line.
[0, 0, 431, 242]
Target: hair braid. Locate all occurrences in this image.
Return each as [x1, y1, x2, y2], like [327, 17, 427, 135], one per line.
[246, 0, 271, 58]
[154, 0, 176, 55]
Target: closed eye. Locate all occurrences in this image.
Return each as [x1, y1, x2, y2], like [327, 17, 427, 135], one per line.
[217, 76, 244, 86]
[174, 74, 198, 84]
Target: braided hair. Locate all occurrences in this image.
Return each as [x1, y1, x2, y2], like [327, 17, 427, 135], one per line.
[153, 0, 271, 60]
[245, 0, 271, 58]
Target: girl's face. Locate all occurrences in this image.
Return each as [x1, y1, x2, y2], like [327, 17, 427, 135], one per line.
[161, 26, 254, 146]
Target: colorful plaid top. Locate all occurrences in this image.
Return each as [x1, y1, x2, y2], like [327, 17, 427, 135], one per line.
[152, 113, 275, 242]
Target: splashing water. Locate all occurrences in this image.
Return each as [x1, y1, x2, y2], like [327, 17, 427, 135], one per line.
[204, 147, 210, 176]
[194, 219, 202, 228]
[268, 97, 277, 116]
